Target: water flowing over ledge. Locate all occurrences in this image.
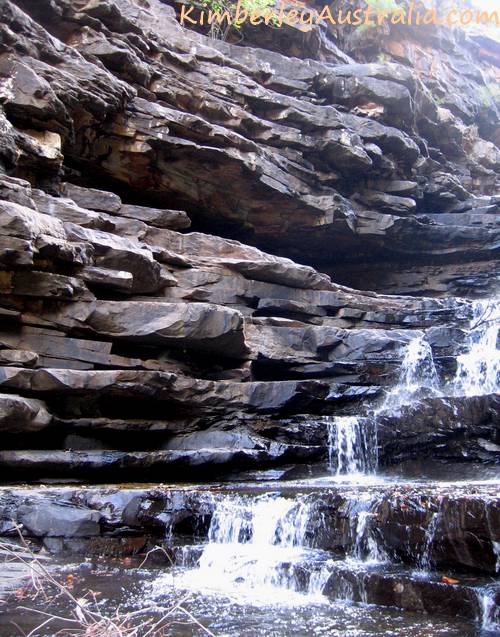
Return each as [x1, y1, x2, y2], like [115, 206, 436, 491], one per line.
[0, 0, 499, 630]
[138, 297, 499, 633]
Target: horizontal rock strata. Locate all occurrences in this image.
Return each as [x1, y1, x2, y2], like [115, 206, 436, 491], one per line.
[0, 0, 498, 481]
[0, 173, 497, 479]
[0, 0, 498, 291]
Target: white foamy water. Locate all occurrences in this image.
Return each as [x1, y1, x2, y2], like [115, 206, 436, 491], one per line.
[479, 586, 500, 633]
[450, 298, 500, 397]
[349, 494, 387, 565]
[328, 416, 377, 476]
[150, 492, 389, 607]
[383, 332, 441, 411]
[166, 494, 327, 606]
[326, 298, 499, 479]
[325, 331, 440, 478]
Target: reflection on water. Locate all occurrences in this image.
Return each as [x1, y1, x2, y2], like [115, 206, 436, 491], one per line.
[0, 297, 498, 636]
[0, 560, 486, 637]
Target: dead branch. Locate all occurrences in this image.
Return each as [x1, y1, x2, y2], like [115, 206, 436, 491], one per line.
[0, 524, 217, 637]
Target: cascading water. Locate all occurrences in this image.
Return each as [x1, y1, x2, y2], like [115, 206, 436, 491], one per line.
[416, 510, 441, 575]
[450, 298, 500, 396]
[385, 333, 441, 409]
[173, 494, 327, 605]
[326, 330, 441, 478]
[480, 587, 500, 633]
[326, 298, 499, 479]
[328, 416, 377, 476]
[349, 495, 387, 565]
[146, 297, 500, 634]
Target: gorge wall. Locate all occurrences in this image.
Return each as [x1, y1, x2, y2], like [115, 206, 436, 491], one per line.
[0, 0, 498, 482]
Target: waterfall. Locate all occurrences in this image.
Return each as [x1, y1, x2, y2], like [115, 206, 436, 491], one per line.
[416, 510, 441, 574]
[383, 332, 441, 410]
[168, 491, 393, 606]
[479, 586, 500, 633]
[326, 331, 439, 477]
[328, 416, 377, 475]
[148, 296, 500, 628]
[175, 494, 326, 604]
[450, 298, 500, 396]
[350, 495, 387, 564]
[326, 299, 499, 476]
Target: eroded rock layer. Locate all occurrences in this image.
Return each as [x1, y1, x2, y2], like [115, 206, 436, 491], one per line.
[0, 0, 498, 479]
[0, 174, 498, 477]
[0, 0, 499, 292]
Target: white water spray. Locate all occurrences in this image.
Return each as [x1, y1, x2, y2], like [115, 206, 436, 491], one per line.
[450, 299, 500, 396]
[326, 331, 439, 477]
[383, 332, 441, 411]
[174, 494, 327, 605]
[326, 298, 499, 477]
[329, 416, 378, 476]
[479, 587, 500, 633]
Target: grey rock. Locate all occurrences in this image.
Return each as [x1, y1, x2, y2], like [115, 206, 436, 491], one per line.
[60, 183, 122, 213]
[87, 301, 249, 357]
[119, 204, 190, 230]
[18, 503, 101, 537]
[0, 393, 51, 433]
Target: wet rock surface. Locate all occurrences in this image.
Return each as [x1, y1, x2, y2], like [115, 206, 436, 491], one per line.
[0, 0, 498, 630]
[1, 482, 498, 575]
[0, 480, 498, 630]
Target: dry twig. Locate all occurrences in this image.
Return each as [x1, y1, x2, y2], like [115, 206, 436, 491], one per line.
[0, 524, 217, 637]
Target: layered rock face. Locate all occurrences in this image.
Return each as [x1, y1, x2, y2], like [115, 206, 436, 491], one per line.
[0, 0, 499, 480]
[1, 174, 497, 478]
[0, 0, 498, 295]
[0, 5, 498, 631]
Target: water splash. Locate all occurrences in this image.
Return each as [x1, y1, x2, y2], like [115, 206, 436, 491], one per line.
[383, 333, 441, 411]
[450, 299, 500, 397]
[175, 494, 328, 605]
[307, 560, 335, 597]
[350, 495, 387, 565]
[417, 510, 441, 574]
[479, 586, 500, 633]
[325, 332, 439, 478]
[329, 416, 378, 476]
[493, 541, 500, 575]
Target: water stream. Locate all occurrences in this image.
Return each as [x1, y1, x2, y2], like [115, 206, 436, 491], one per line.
[175, 494, 323, 605]
[328, 416, 377, 476]
[38, 299, 486, 635]
[451, 299, 500, 397]
[327, 323, 443, 477]
[152, 297, 499, 633]
[0, 298, 496, 635]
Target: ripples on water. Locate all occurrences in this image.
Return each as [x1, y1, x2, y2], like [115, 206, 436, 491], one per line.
[0, 299, 498, 637]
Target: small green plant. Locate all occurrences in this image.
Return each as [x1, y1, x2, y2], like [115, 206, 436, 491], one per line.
[202, 0, 277, 39]
[357, 0, 400, 33]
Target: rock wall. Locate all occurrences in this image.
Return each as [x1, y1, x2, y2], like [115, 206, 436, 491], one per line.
[1, 0, 499, 290]
[0, 0, 498, 480]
